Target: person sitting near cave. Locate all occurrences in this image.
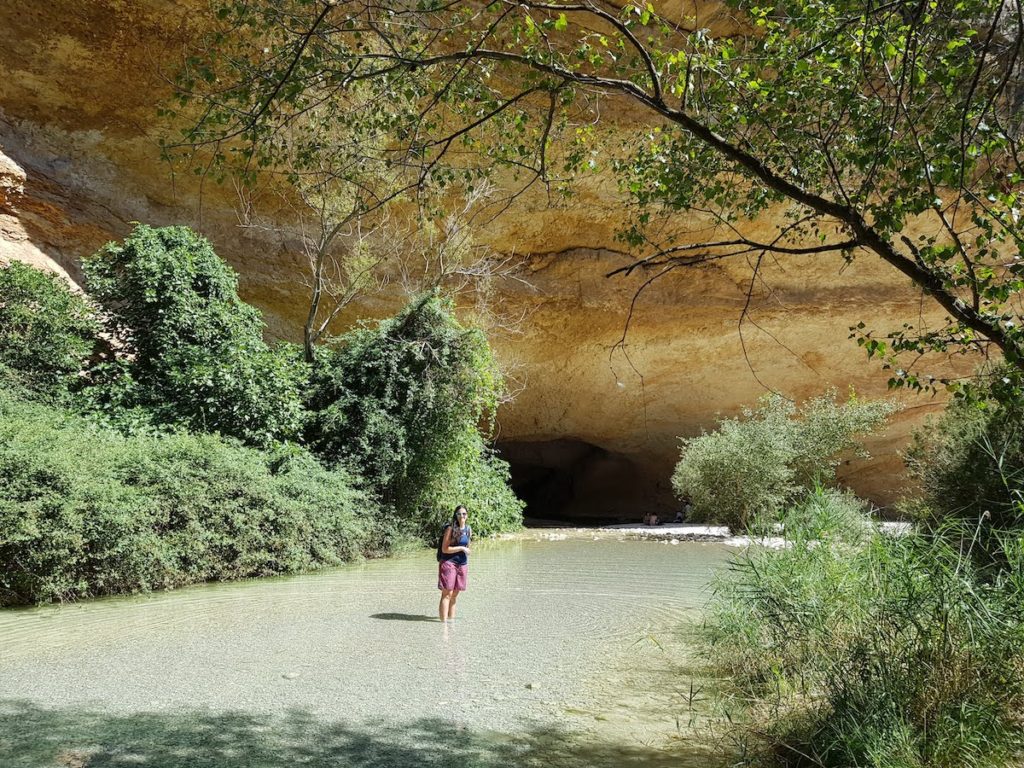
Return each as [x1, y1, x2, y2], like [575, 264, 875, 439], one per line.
[679, 498, 693, 523]
[643, 512, 659, 526]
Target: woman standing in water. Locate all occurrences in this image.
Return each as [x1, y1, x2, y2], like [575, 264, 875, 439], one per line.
[438, 505, 471, 622]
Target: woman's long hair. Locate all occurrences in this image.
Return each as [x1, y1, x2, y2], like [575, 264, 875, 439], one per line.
[450, 505, 469, 540]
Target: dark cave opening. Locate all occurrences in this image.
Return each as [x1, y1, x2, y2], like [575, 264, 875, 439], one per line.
[495, 438, 676, 526]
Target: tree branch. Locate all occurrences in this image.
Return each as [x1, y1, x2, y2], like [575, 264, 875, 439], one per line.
[605, 237, 861, 278]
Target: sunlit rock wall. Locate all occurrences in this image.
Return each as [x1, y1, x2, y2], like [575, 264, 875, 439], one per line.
[0, 1, 968, 520]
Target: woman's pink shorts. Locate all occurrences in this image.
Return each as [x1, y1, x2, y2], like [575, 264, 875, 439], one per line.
[438, 560, 468, 591]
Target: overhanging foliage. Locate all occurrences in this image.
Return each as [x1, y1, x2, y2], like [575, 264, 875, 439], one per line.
[171, 0, 1024, 400]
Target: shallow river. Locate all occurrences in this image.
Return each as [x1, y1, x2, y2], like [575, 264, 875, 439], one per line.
[0, 535, 730, 768]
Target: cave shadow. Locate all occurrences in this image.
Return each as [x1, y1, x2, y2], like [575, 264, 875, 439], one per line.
[0, 699, 717, 768]
[496, 438, 677, 526]
[369, 613, 438, 622]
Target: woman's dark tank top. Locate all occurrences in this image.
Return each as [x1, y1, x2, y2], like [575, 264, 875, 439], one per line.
[440, 526, 470, 566]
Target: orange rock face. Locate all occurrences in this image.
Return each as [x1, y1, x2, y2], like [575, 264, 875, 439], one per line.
[0, 1, 971, 520]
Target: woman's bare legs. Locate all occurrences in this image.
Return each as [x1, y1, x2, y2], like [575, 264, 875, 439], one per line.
[439, 589, 454, 621]
[447, 589, 460, 620]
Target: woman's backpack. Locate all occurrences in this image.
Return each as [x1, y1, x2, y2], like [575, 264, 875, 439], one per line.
[435, 524, 451, 562]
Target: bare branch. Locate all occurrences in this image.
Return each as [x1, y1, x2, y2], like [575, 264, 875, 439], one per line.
[605, 237, 861, 278]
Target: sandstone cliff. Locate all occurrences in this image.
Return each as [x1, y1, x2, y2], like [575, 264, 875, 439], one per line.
[0, 1, 969, 520]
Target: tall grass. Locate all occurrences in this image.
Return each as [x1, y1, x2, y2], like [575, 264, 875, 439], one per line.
[702, 487, 1024, 768]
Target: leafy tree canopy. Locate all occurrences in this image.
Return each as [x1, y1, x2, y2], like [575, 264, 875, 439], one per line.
[83, 225, 307, 444]
[171, 0, 1024, 401]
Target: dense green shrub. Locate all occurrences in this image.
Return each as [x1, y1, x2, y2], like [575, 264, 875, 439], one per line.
[0, 261, 99, 399]
[0, 391, 377, 606]
[703, 490, 1024, 768]
[0, 234, 523, 603]
[415, 435, 525, 538]
[82, 224, 307, 445]
[305, 293, 523, 537]
[905, 393, 1024, 538]
[672, 392, 896, 531]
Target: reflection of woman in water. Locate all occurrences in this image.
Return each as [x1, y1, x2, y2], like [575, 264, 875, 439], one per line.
[438, 505, 471, 622]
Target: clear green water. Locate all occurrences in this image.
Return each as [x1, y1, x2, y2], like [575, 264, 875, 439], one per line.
[0, 536, 729, 767]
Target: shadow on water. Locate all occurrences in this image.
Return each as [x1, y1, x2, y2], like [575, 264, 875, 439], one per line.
[369, 613, 439, 622]
[0, 699, 718, 768]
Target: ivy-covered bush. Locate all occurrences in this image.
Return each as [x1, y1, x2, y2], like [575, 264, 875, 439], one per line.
[305, 293, 523, 537]
[0, 391, 377, 606]
[672, 392, 896, 531]
[82, 225, 307, 445]
[0, 261, 99, 400]
[0, 232, 523, 604]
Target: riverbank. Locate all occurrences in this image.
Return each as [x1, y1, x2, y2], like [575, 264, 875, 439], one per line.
[505, 521, 912, 549]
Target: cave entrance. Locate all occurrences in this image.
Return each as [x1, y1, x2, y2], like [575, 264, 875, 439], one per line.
[495, 438, 675, 526]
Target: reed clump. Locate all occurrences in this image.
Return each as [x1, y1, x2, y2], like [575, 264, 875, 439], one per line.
[702, 487, 1024, 768]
